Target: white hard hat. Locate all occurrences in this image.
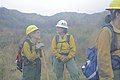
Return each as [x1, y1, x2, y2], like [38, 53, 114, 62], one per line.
[56, 20, 68, 29]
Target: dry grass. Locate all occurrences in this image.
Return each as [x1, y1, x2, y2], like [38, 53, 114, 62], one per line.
[0, 28, 100, 80]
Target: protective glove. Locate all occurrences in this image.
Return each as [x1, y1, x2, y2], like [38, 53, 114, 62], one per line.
[36, 43, 45, 49]
[64, 58, 70, 63]
[60, 55, 70, 63]
[60, 55, 67, 61]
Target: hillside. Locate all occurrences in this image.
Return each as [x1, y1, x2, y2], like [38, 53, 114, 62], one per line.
[0, 7, 108, 29]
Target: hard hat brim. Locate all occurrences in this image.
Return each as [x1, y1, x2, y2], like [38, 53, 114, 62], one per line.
[106, 7, 120, 10]
[56, 25, 68, 29]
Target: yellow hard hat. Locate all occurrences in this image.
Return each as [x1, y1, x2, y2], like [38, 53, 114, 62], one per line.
[106, 0, 120, 10]
[26, 25, 39, 35]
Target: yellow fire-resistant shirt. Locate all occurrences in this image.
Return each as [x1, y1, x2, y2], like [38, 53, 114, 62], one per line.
[22, 40, 39, 61]
[96, 22, 120, 80]
[51, 33, 76, 59]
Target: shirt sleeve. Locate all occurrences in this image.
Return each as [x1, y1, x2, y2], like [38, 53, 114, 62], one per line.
[97, 27, 114, 80]
[23, 42, 36, 61]
[67, 35, 76, 59]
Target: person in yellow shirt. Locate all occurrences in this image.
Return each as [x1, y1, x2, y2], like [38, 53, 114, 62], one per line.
[51, 20, 80, 80]
[96, 0, 120, 80]
[22, 25, 44, 80]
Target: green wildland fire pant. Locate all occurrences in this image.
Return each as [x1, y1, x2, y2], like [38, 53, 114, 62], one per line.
[22, 58, 41, 80]
[52, 56, 80, 80]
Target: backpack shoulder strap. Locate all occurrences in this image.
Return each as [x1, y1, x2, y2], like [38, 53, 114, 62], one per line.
[103, 24, 118, 53]
[55, 34, 71, 45]
[55, 35, 59, 45]
[66, 34, 71, 45]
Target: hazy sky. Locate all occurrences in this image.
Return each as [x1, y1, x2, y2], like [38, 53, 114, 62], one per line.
[1, 0, 112, 16]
